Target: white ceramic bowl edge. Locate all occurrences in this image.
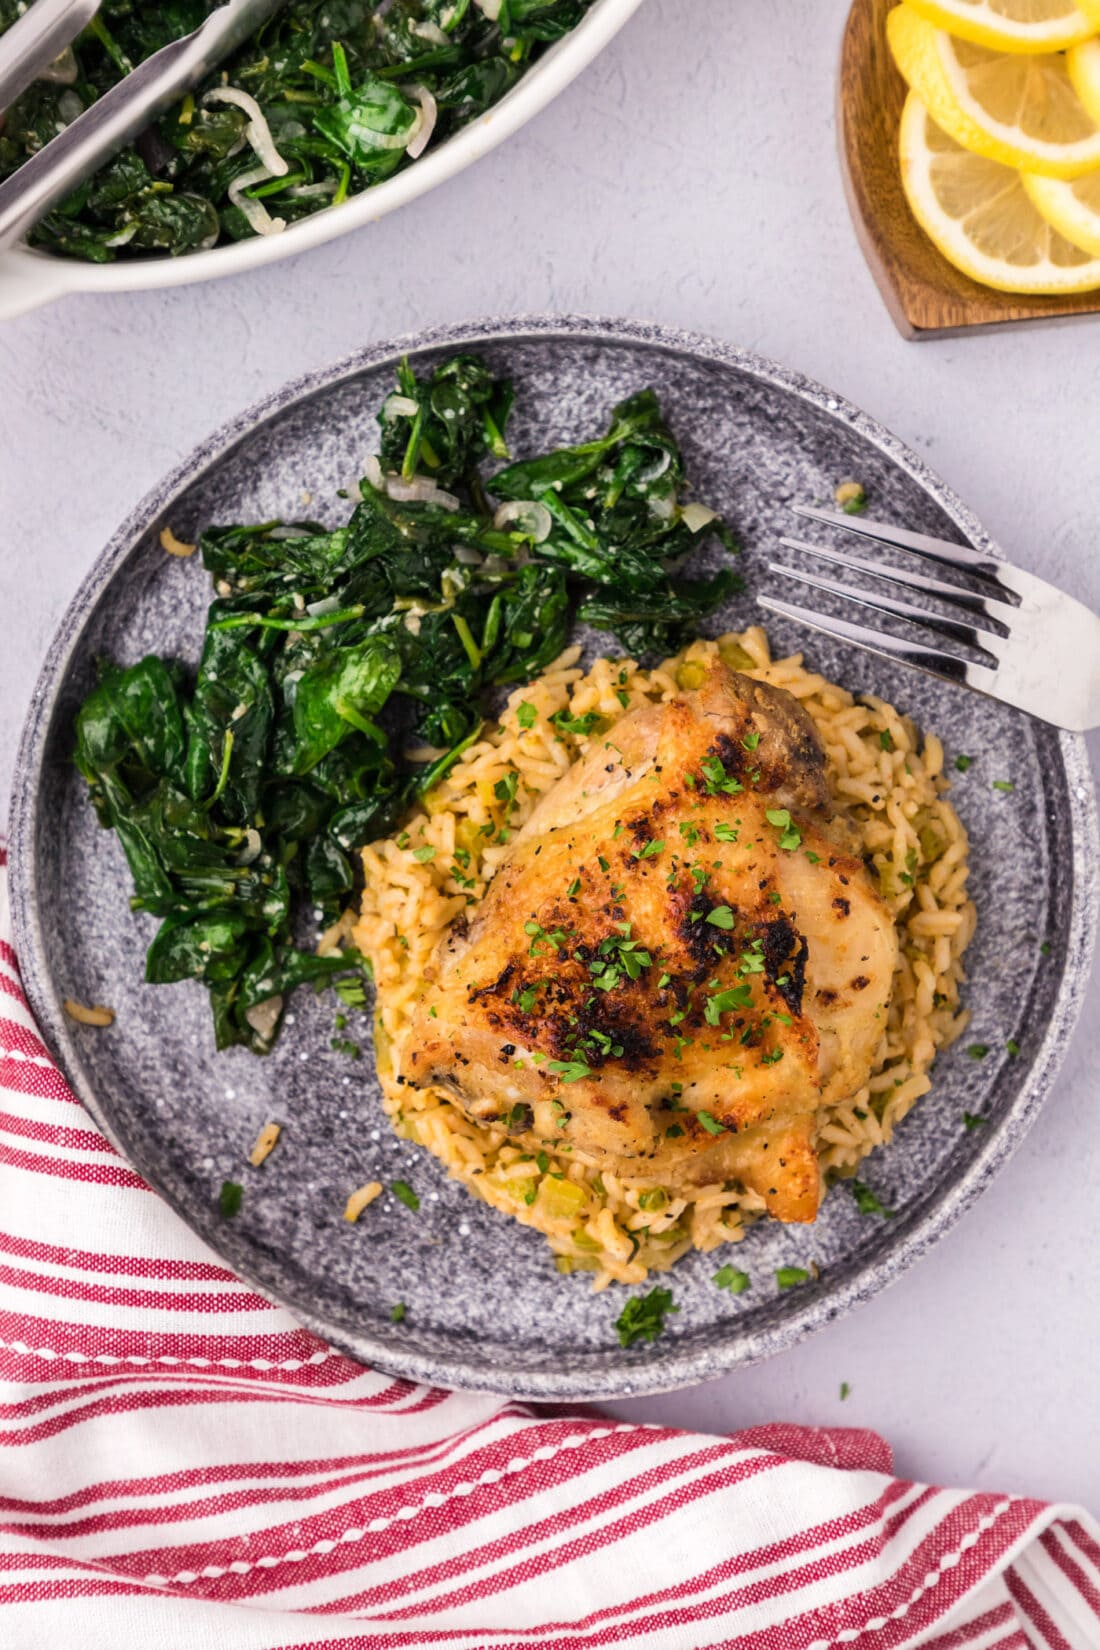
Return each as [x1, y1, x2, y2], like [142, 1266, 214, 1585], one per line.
[0, 0, 644, 320]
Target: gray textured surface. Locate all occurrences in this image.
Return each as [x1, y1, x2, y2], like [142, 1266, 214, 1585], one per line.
[1, 0, 1099, 1495]
[11, 318, 1096, 1401]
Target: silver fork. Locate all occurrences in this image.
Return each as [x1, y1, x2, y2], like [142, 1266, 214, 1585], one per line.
[758, 506, 1100, 733]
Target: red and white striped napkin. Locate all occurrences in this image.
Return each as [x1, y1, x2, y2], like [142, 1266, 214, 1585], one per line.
[1, 846, 1097, 1650]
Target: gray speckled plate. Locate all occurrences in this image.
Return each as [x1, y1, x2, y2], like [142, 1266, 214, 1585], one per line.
[9, 317, 1098, 1401]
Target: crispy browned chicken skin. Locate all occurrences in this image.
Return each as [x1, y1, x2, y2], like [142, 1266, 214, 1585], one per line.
[402, 663, 897, 1222]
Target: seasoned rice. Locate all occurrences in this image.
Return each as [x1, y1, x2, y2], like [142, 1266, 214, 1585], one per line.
[330, 628, 976, 1289]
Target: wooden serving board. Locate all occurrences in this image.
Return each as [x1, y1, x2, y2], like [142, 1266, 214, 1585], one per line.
[839, 0, 1100, 338]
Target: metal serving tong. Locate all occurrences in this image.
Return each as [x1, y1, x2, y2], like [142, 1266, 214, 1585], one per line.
[0, 0, 100, 111]
[761, 506, 1100, 734]
[0, 0, 284, 255]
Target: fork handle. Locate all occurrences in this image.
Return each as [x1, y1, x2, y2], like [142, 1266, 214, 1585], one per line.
[0, 0, 282, 254]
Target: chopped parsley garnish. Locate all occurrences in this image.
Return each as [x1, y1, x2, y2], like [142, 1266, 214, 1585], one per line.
[551, 708, 602, 738]
[742, 732, 761, 751]
[598, 854, 610, 873]
[849, 1178, 894, 1217]
[1006, 1038, 1020, 1056]
[516, 702, 537, 729]
[494, 771, 520, 806]
[714, 821, 739, 843]
[566, 877, 581, 898]
[704, 983, 752, 1025]
[330, 1036, 361, 1059]
[525, 919, 571, 957]
[765, 807, 801, 851]
[1040, 941, 1052, 957]
[392, 1180, 420, 1212]
[679, 821, 701, 847]
[992, 779, 1015, 793]
[805, 850, 821, 865]
[712, 1264, 750, 1295]
[962, 1111, 987, 1131]
[966, 1043, 989, 1060]
[706, 905, 735, 930]
[219, 1180, 243, 1219]
[335, 977, 367, 1009]
[615, 1287, 678, 1349]
[547, 1059, 593, 1083]
[665, 1123, 684, 1138]
[879, 730, 894, 751]
[775, 1266, 810, 1289]
[696, 1110, 726, 1135]
[839, 1381, 851, 1401]
[701, 756, 744, 796]
[505, 1102, 534, 1131]
[632, 839, 665, 860]
[589, 924, 652, 992]
[390, 1302, 407, 1323]
[954, 754, 973, 772]
[412, 844, 436, 863]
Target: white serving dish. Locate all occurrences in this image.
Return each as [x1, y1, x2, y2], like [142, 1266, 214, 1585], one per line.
[0, 0, 644, 320]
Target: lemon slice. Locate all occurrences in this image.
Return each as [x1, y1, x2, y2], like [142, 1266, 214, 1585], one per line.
[899, 91, 1100, 289]
[1023, 169, 1100, 252]
[906, 0, 1096, 54]
[888, 3, 1100, 176]
[1068, 35, 1100, 116]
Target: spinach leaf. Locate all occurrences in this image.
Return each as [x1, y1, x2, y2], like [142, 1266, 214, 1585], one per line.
[378, 354, 513, 487]
[490, 389, 668, 500]
[289, 634, 402, 773]
[312, 45, 419, 180]
[146, 910, 253, 985]
[75, 656, 187, 808]
[579, 569, 745, 657]
[184, 625, 274, 817]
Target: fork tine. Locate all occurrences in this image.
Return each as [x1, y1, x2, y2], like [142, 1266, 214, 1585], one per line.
[778, 535, 1013, 633]
[791, 506, 1014, 595]
[757, 594, 999, 697]
[768, 562, 1003, 663]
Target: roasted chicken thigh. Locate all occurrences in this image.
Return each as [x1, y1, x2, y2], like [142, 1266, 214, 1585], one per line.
[402, 663, 897, 1222]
